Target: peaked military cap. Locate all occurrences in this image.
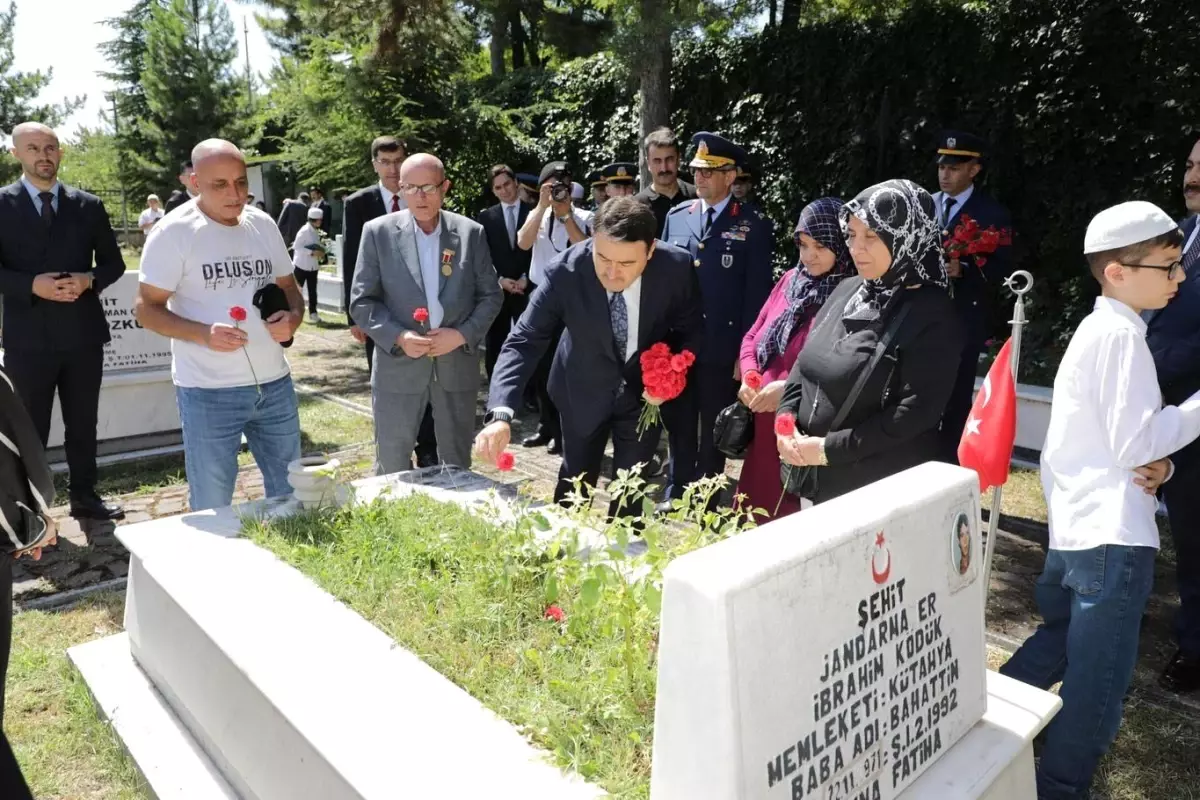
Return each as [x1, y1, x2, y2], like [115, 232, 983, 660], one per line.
[936, 131, 987, 165]
[586, 170, 607, 188]
[688, 132, 746, 170]
[602, 162, 638, 185]
[516, 172, 539, 191]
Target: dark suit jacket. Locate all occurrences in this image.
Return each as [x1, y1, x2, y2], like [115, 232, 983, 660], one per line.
[941, 188, 1013, 342]
[476, 202, 533, 280]
[314, 199, 332, 233]
[0, 182, 125, 351]
[1148, 214, 1200, 406]
[163, 189, 191, 214]
[342, 185, 388, 323]
[276, 199, 309, 250]
[489, 239, 704, 436]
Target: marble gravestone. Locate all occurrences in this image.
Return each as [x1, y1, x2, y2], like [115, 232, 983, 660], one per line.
[101, 274, 172, 371]
[651, 462, 990, 800]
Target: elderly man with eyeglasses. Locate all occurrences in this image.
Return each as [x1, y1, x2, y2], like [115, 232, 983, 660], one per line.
[349, 153, 502, 473]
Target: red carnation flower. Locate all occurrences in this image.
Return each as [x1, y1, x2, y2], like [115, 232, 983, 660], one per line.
[744, 370, 763, 390]
[544, 605, 565, 623]
[682, 350, 696, 367]
[229, 305, 247, 323]
[413, 307, 430, 324]
[497, 451, 515, 471]
[775, 413, 797, 437]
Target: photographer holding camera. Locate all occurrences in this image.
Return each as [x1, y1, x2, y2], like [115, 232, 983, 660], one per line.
[513, 161, 594, 454]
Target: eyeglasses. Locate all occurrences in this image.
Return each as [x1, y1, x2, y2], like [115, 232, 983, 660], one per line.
[399, 183, 443, 197]
[694, 167, 735, 179]
[373, 157, 405, 169]
[1120, 260, 1184, 280]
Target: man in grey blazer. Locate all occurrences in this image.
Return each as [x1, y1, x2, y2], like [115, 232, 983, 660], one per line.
[350, 154, 502, 472]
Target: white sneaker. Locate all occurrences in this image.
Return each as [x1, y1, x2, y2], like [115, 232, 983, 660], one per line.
[308, 312, 319, 324]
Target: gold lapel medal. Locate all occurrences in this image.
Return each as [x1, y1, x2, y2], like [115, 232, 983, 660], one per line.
[441, 249, 454, 277]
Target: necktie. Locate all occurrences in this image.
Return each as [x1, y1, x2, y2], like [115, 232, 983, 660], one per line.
[1184, 228, 1200, 275]
[610, 291, 628, 362]
[942, 196, 957, 229]
[40, 192, 54, 226]
[506, 205, 517, 248]
[391, 194, 400, 213]
[701, 207, 715, 239]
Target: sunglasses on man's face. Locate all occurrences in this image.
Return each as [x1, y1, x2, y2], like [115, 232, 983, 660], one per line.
[1120, 259, 1184, 281]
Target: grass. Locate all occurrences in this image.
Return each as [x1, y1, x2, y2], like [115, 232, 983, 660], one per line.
[7, 593, 149, 799]
[982, 466, 1048, 523]
[121, 247, 140, 273]
[247, 484, 743, 799]
[52, 394, 373, 499]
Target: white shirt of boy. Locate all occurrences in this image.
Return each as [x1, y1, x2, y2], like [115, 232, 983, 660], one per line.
[1041, 296, 1200, 551]
[291, 223, 323, 271]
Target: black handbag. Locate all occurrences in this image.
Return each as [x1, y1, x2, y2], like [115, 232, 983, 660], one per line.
[781, 303, 912, 500]
[714, 400, 754, 459]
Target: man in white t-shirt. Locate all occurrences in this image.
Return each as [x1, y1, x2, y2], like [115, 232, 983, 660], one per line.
[514, 161, 593, 453]
[138, 194, 164, 233]
[134, 139, 305, 512]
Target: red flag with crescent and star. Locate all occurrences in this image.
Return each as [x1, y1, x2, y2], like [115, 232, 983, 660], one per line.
[957, 338, 1017, 492]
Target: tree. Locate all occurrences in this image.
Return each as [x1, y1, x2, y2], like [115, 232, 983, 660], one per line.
[0, 1, 83, 183]
[100, 0, 164, 201]
[57, 126, 124, 218]
[139, 0, 245, 189]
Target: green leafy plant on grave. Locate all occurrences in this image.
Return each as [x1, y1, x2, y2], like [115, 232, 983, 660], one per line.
[244, 470, 758, 797]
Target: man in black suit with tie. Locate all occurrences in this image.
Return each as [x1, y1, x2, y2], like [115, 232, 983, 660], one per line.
[0, 122, 126, 520]
[929, 130, 1013, 463]
[341, 135, 436, 467]
[163, 160, 195, 213]
[1147, 136, 1200, 694]
[476, 197, 703, 518]
[476, 165, 533, 379]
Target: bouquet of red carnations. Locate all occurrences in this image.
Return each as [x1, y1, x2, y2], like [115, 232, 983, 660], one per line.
[944, 214, 1012, 269]
[637, 342, 696, 436]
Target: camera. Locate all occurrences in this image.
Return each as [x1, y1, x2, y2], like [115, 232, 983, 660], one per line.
[550, 183, 570, 202]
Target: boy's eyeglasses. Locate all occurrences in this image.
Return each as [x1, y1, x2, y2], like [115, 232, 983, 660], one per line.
[1120, 260, 1184, 280]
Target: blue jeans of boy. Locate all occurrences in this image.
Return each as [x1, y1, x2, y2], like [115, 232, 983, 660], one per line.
[176, 375, 301, 512]
[999, 544, 1155, 799]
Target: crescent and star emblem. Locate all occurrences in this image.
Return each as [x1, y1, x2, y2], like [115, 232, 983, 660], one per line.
[871, 532, 891, 585]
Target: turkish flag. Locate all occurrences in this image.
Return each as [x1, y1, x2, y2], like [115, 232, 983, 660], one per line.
[957, 338, 1017, 491]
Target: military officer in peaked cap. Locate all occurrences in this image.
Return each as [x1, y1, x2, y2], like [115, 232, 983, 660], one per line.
[602, 162, 638, 198]
[586, 170, 608, 210]
[516, 172, 540, 206]
[929, 130, 1013, 464]
[660, 132, 774, 505]
[732, 164, 755, 204]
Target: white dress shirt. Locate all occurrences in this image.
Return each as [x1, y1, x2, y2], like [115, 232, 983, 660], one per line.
[291, 224, 323, 270]
[22, 177, 60, 215]
[608, 275, 642, 363]
[380, 182, 408, 215]
[415, 220, 445, 329]
[530, 207, 593, 285]
[1041, 296, 1200, 551]
[934, 184, 974, 227]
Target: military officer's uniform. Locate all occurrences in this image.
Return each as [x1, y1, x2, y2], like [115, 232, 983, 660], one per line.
[601, 162, 638, 198]
[929, 131, 1013, 463]
[660, 132, 775, 499]
[586, 170, 607, 210]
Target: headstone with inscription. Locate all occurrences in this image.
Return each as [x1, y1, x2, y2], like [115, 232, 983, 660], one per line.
[100, 274, 172, 371]
[650, 462, 1053, 800]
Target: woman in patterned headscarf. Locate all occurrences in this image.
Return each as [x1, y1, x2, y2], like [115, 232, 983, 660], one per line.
[735, 197, 855, 520]
[775, 179, 962, 505]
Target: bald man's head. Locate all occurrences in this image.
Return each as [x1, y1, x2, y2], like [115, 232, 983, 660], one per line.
[10, 122, 60, 186]
[190, 139, 249, 226]
[399, 153, 450, 229]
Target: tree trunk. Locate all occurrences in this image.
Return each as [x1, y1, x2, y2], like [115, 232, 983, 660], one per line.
[509, 7, 526, 69]
[523, 3, 542, 68]
[637, 0, 672, 186]
[769, 0, 778, 27]
[489, 9, 507, 76]
[781, 0, 804, 27]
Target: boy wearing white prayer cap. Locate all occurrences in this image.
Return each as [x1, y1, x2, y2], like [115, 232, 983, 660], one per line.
[291, 206, 326, 323]
[1000, 200, 1197, 799]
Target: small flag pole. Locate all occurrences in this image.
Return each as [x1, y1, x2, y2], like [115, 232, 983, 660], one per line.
[982, 269, 1034, 608]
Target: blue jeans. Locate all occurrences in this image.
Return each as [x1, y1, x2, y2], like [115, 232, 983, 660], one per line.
[999, 544, 1156, 799]
[176, 374, 301, 512]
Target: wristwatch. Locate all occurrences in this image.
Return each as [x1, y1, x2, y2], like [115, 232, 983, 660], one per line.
[556, 213, 571, 223]
[484, 408, 514, 426]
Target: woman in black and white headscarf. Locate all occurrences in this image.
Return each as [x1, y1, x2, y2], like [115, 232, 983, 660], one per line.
[774, 179, 963, 504]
